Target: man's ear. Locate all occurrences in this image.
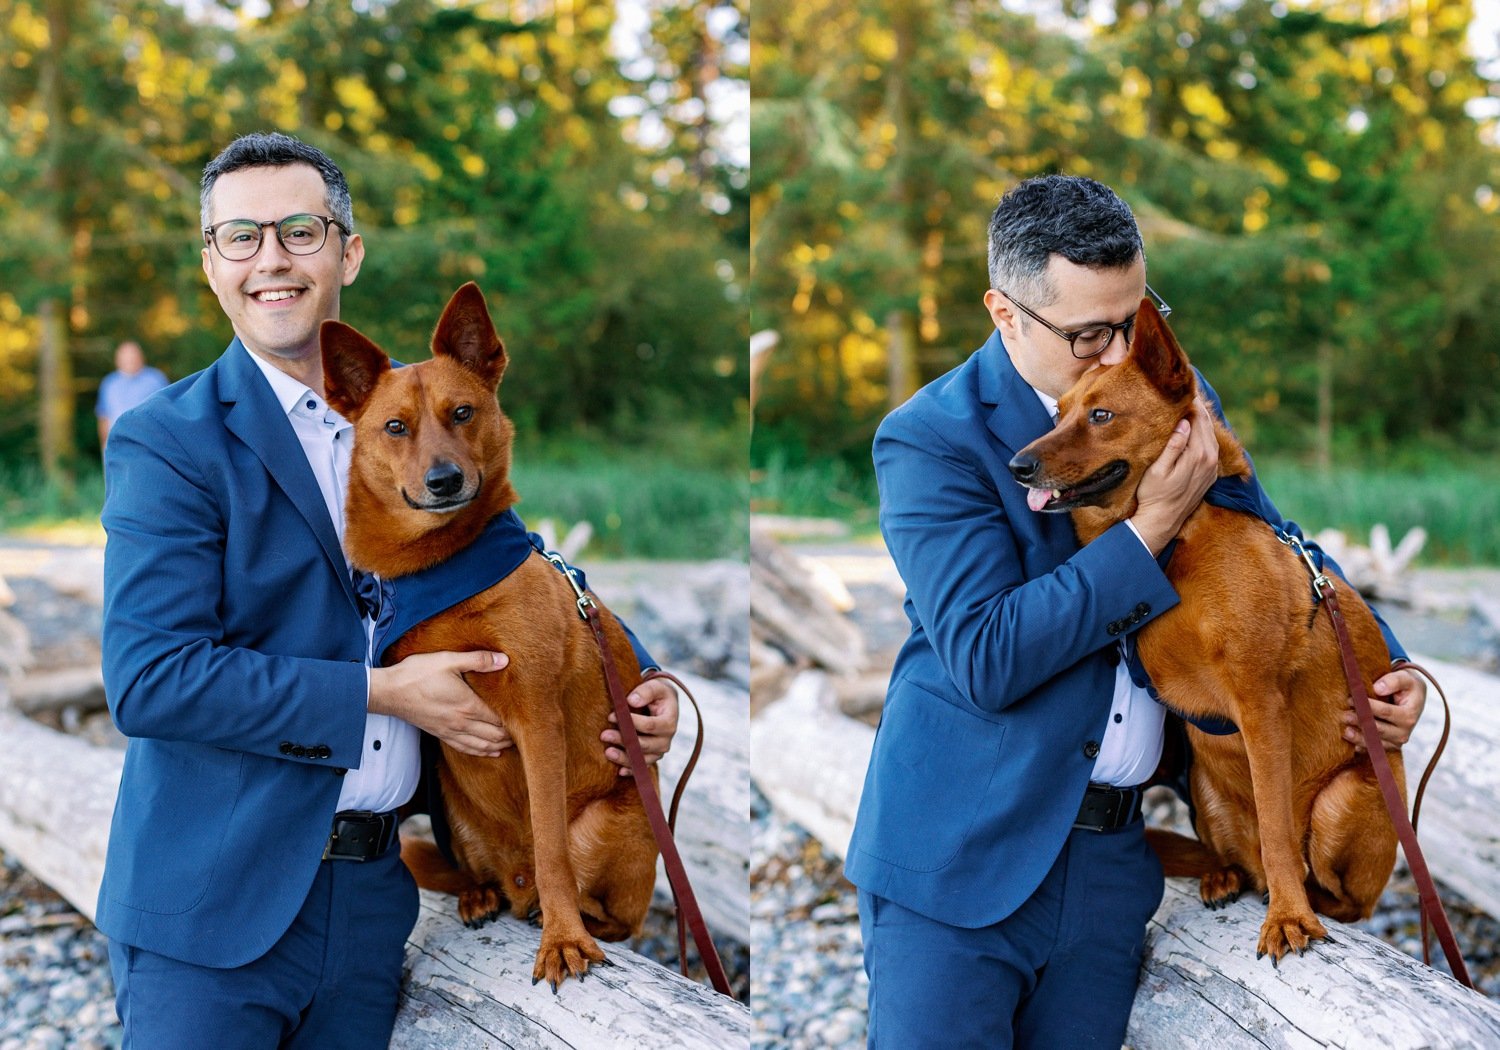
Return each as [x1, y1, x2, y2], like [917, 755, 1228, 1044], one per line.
[983, 288, 1020, 341]
[431, 282, 507, 388]
[1129, 299, 1194, 403]
[321, 320, 390, 421]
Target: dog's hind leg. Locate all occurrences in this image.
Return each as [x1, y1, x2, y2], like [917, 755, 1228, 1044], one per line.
[569, 792, 658, 942]
[1305, 766, 1401, 922]
[1186, 752, 1262, 908]
[401, 836, 511, 927]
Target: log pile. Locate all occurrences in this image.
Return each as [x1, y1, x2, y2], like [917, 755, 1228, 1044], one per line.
[750, 525, 866, 707]
[1314, 524, 1427, 602]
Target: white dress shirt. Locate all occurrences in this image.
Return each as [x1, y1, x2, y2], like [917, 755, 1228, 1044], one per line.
[1031, 387, 1165, 787]
[249, 351, 421, 813]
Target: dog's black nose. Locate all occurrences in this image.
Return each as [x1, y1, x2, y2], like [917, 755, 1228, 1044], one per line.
[425, 462, 466, 498]
[1008, 454, 1039, 483]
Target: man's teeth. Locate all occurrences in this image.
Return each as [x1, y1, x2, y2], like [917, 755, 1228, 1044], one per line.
[256, 290, 299, 302]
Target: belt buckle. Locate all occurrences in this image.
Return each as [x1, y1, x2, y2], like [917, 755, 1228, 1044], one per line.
[323, 810, 391, 862]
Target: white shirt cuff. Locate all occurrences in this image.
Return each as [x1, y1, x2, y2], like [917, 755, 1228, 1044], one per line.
[1124, 518, 1153, 554]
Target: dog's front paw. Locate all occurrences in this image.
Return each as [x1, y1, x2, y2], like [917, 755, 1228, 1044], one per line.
[1199, 867, 1244, 910]
[1255, 907, 1327, 964]
[458, 885, 505, 928]
[531, 929, 607, 992]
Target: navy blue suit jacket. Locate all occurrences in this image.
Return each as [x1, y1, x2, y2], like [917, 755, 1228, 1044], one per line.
[99, 338, 370, 967]
[98, 337, 655, 967]
[844, 331, 1403, 930]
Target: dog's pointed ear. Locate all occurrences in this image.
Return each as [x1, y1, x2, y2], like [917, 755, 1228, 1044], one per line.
[322, 320, 391, 421]
[432, 282, 507, 388]
[1130, 299, 1194, 404]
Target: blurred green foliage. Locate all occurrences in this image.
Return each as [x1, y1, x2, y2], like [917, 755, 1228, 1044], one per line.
[0, 0, 748, 529]
[750, 0, 1500, 483]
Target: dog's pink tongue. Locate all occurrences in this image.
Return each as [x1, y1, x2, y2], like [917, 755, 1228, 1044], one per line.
[1026, 488, 1052, 513]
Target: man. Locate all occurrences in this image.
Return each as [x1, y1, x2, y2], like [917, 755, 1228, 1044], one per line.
[845, 175, 1425, 1048]
[95, 340, 168, 448]
[98, 132, 679, 1048]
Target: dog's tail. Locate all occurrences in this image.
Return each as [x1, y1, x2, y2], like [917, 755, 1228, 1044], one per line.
[400, 835, 479, 895]
[1145, 828, 1222, 878]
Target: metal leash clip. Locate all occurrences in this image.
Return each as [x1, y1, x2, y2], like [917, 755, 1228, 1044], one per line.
[542, 550, 597, 620]
[1274, 528, 1334, 601]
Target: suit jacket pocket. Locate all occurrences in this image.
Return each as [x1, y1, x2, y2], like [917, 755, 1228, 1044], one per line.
[107, 743, 243, 916]
[856, 680, 1006, 872]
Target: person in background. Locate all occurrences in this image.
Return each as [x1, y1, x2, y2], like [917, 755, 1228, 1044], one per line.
[95, 340, 168, 449]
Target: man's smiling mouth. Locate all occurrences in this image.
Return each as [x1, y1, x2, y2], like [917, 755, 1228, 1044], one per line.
[253, 289, 303, 302]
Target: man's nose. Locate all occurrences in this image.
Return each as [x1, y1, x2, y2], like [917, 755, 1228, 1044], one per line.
[254, 233, 295, 269]
[1098, 334, 1130, 367]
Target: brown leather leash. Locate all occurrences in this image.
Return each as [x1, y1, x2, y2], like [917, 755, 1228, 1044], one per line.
[544, 552, 734, 997]
[1277, 532, 1474, 989]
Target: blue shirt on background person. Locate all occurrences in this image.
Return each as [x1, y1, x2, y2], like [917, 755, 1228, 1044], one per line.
[96, 340, 168, 448]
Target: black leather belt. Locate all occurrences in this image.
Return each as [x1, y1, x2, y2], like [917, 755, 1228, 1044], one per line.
[1073, 782, 1144, 832]
[323, 810, 400, 861]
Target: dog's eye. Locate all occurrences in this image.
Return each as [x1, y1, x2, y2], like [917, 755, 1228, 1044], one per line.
[1089, 409, 1114, 424]
[453, 405, 473, 424]
[385, 419, 407, 436]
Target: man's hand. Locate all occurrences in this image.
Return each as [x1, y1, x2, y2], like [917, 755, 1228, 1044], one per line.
[602, 675, 680, 776]
[1130, 396, 1220, 555]
[1342, 665, 1427, 752]
[369, 650, 512, 757]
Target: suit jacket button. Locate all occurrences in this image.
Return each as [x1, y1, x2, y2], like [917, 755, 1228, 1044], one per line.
[279, 742, 294, 755]
[1083, 740, 1100, 759]
[1106, 622, 1121, 636]
[1135, 602, 1150, 616]
[314, 745, 332, 760]
[292, 745, 308, 758]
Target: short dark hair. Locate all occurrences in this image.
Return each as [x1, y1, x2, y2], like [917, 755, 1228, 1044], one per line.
[199, 132, 354, 235]
[986, 175, 1143, 307]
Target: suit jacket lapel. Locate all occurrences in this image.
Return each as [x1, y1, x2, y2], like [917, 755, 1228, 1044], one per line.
[216, 339, 360, 612]
[975, 331, 1079, 558]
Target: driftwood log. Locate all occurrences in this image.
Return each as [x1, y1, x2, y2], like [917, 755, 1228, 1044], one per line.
[750, 527, 865, 677]
[1128, 880, 1500, 1049]
[0, 692, 749, 1043]
[753, 668, 1500, 1042]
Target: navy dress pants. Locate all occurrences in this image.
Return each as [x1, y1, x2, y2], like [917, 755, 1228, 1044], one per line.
[109, 844, 418, 1049]
[859, 820, 1164, 1049]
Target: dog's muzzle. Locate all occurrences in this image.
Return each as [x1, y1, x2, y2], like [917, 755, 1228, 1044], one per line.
[322, 810, 400, 861]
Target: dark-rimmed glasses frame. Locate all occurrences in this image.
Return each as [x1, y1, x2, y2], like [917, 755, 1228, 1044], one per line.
[1000, 283, 1173, 359]
[203, 214, 350, 262]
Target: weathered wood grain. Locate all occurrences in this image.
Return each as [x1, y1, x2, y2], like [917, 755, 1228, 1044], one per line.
[1128, 879, 1500, 1049]
[393, 892, 749, 1048]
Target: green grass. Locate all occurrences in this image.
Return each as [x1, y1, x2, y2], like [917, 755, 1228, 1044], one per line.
[0, 443, 748, 561]
[750, 450, 881, 533]
[751, 452, 1500, 566]
[1254, 457, 1500, 567]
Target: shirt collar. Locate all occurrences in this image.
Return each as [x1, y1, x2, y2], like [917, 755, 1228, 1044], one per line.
[1031, 385, 1060, 423]
[246, 348, 318, 416]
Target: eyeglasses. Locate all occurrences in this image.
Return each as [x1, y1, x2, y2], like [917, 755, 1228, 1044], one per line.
[203, 213, 349, 262]
[999, 283, 1173, 359]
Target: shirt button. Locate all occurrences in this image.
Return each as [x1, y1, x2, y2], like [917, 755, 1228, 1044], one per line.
[1114, 713, 1123, 723]
[1083, 740, 1101, 759]
[373, 739, 382, 751]
[306, 399, 316, 410]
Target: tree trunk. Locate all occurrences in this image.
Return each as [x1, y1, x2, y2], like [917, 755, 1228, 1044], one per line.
[885, 309, 917, 410]
[37, 299, 75, 488]
[1315, 339, 1333, 474]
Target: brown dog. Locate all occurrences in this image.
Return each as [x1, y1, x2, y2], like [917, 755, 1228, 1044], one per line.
[321, 282, 658, 989]
[1009, 301, 1404, 963]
